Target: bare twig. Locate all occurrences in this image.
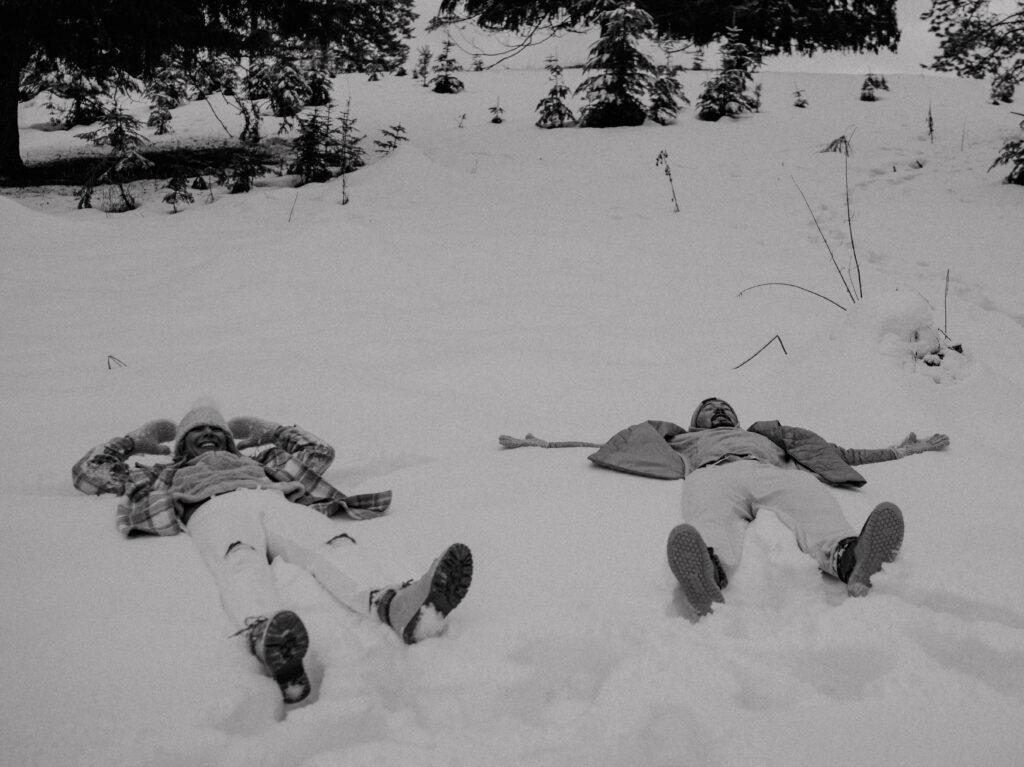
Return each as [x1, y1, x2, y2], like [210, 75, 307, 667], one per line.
[738, 282, 847, 311]
[943, 268, 950, 338]
[203, 96, 233, 138]
[288, 192, 299, 222]
[791, 177, 857, 304]
[844, 152, 863, 298]
[733, 334, 788, 369]
[107, 355, 127, 369]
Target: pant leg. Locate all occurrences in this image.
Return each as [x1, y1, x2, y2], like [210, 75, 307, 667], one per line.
[252, 490, 395, 617]
[186, 492, 285, 628]
[680, 461, 757, 570]
[746, 462, 856, 572]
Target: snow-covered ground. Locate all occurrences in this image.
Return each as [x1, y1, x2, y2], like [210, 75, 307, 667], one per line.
[3, 34, 1024, 767]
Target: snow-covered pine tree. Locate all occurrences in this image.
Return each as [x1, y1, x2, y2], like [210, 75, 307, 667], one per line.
[575, 1, 657, 127]
[535, 55, 576, 128]
[431, 40, 465, 93]
[696, 27, 763, 121]
[336, 99, 366, 173]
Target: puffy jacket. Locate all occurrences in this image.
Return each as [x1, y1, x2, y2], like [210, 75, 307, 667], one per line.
[587, 420, 898, 487]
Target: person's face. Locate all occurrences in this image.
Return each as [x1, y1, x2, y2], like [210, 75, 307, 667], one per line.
[182, 425, 231, 458]
[693, 399, 739, 429]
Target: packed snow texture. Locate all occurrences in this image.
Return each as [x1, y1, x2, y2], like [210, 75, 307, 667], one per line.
[2, 20, 1024, 767]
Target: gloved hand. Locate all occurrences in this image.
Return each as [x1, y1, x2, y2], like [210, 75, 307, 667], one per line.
[228, 417, 283, 450]
[894, 432, 949, 458]
[125, 419, 176, 455]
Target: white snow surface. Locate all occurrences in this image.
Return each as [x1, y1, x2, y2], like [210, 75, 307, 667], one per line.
[3, 48, 1024, 767]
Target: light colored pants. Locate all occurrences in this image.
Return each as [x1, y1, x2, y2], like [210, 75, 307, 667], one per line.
[187, 488, 390, 628]
[680, 459, 855, 574]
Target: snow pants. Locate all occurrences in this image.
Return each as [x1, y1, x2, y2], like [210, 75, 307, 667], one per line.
[679, 458, 855, 575]
[186, 488, 392, 628]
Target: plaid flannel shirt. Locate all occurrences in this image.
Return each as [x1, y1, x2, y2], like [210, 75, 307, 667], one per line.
[72, 425, 391, 537]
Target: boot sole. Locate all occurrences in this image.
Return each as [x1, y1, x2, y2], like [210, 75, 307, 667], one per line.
[403, 543, 474, 644]
[847, 502, 904, 597]
[261, 610, 311, 704]
[666, 524, 724, 617]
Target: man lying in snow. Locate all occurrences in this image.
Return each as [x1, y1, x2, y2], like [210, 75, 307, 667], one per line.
[502, 397, 947, 618]
[591, 398, 948, 616]
[73, 405, 473, 704]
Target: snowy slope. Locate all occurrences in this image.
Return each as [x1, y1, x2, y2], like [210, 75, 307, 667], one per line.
[2, 58, 1024, 767]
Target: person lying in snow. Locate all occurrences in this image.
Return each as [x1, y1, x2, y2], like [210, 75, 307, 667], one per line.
[73, 405, 473, 704]
[502, 397, 947, 618]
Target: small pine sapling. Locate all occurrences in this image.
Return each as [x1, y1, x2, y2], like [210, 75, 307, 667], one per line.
[490, 98, 504, 123]
[77, 101, 154, 212]
[793, 87, 808, 108]
[927, 103, 935, 143]
[163, 175, 194, 212]
[336, 100, 366, 174]
[861, 73, 888, 101]
[655, 149, 680, 213]
[225, 149, 268, 194]
[431, 40, 465, 93]
[289, 107, 341, 185]
[821, 132, 854, 156]
[535, 56, 576, 128]
[860, 81, 877, 101]
[374, 123, 409, 155]
[472, 55, 484, 72]
[457, 113, 467, 128]
[414, 46, 433, 86]
[696, 26, 763, 121]
[647, 51, 689, 125]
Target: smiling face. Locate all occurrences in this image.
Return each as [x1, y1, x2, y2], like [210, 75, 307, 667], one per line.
[692, 399, 739, 430]
[181, 425, 232, 458]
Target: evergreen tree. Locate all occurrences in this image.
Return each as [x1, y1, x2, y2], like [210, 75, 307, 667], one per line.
[76, 101, 153, 211]
[535, 55, 576, 128]
[431, 40, 465, 93]
[0, 0, 418, 179]
[289, 107, 341, 184]
[575, 1, 657, 128]
[163, 175, 195, 212]
[696, 27, 762, 121]
[437, 0, 899, 57]
[647, 56, 689, 124]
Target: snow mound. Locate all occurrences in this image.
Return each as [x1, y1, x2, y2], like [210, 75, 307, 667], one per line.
[832, 291, 968, 381]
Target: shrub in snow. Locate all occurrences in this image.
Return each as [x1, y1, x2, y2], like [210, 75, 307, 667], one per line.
[831, 291, 964, 377]
[575, 1, 656, 128]
[696, 27, 762, 121]
[794, 88, 808, 108]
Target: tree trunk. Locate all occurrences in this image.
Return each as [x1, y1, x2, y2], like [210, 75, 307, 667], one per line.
[0, 15, 28, 181]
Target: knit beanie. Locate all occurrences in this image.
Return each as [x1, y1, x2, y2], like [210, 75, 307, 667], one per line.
[173, 406, 237, 459]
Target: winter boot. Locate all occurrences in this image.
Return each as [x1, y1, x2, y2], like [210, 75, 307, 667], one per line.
[239, 610, 311, 704]
[833, 502, 905, 597]
[666, 524, 726, 617]
[374, 543, 473, 644]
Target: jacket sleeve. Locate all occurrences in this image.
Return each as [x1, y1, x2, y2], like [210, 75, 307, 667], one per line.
[72, 436, 134, 495]
[831, 444, 899, 466]
[587, 421, 687, 479]
[254, 424, 336, 477]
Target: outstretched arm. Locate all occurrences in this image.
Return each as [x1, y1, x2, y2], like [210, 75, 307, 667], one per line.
[836, 432, 949, 466]
[229, 417, 336, 476]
